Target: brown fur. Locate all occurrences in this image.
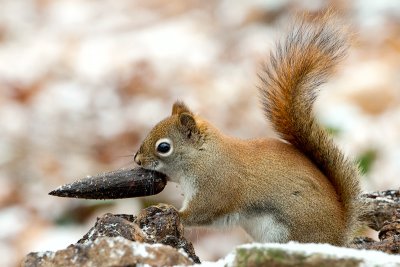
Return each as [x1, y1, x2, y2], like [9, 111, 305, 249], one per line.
[135, 11, 361, 246]
[258, 11, 361, 244]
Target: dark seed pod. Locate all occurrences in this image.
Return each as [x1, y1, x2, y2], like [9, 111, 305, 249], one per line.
[49, 168, 167, 199]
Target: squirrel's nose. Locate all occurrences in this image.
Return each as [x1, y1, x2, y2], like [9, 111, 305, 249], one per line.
[134, 152, 142, 166]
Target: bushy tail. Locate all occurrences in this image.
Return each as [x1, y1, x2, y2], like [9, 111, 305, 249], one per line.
[258, 11, 361, 244]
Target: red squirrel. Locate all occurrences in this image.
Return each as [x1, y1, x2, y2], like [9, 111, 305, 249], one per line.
[134, 12, 361, 245]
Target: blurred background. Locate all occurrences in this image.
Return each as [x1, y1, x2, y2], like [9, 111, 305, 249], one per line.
[1, 0, 400, 266]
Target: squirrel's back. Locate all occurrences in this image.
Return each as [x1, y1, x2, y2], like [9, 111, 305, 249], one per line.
[258, 11, 362, 244]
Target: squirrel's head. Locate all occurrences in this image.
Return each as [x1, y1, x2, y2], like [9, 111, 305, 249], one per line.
[134, 101, 205, 180]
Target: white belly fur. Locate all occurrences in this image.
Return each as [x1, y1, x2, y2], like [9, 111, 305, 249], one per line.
[179, 177, 197, 211]
[241, 214, 289, 243]
[211, 212, 289, 243]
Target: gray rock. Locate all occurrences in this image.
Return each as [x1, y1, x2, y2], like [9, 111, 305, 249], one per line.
[22, 204, 199, 266]
[23, 236, 193, 267]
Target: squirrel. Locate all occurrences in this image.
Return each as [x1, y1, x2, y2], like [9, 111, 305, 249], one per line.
[134, 11, 362, 246]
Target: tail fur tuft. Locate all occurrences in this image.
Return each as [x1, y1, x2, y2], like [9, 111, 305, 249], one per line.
[258, 11, 361, 244]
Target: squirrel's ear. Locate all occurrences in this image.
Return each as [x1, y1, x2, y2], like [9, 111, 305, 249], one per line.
[178, 112, 198, 138]
[172, 101, 192, 115]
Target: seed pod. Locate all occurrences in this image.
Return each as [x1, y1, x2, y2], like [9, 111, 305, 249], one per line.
[49, 168, 167, 199]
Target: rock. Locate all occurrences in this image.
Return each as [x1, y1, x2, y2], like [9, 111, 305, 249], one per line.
[234, 246, 359, 267]
[22, 204, 199, 266]
[77, 213, 146, 244]
[232, 243, 400, 267]
[23, 237, 193, 267]
[359, 189, 400, 231]
[135, 204, 200, 263]
[21, 192, 400, 266]
[351, 208, 400, 254]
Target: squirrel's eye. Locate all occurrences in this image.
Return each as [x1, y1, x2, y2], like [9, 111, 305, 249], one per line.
[155, 138, 173, 157]
[157, 142, 170, 153]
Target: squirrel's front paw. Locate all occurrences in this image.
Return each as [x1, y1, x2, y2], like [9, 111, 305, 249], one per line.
[178, 210, 190, 225]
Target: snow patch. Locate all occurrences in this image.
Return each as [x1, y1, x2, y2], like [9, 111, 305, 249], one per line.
[197, 251, 236, 267]
[132, 242, 153, 259]
[237, 242, 400, 267]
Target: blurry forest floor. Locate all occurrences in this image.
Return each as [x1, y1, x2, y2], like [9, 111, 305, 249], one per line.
[0, 0, 400, 266]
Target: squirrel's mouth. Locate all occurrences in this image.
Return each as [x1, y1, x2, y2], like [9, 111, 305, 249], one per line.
[135, 157, 158, 170]
[153, 167, 172, 182]
[136, 160, 171, 183]
[139, 160, 175, 182]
